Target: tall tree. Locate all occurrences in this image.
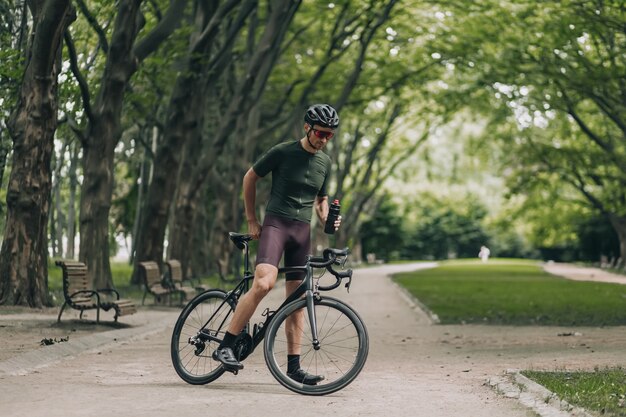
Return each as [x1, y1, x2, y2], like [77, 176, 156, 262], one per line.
[132, 0, 256, 282]
[437, 0, 626, 260]
[0, 0, 74, 306]
[67, 0, 188, 288]
[166, 0, 302, 277]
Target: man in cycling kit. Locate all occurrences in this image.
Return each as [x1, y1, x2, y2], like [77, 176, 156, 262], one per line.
[212, 104, 342, 385]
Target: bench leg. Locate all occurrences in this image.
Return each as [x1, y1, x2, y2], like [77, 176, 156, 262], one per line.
[57, 302, 68, 323]
[96, 307, 100, 324]
[142, 290, 147, 306]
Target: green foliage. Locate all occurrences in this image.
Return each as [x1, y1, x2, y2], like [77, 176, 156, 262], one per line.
[523, 368, 626, 417]
[576, 215, 620, 261]
[403, 193, 491, 260]
[361, 197, 405, 261]
[360, 191, 536, 260]
[409, 207, 489, 260]
[407, 0, 625, 261]
[4, 0, 624, 288]
[394, 261, 626, 326]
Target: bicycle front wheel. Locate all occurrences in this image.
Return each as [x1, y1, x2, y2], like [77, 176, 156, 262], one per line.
[264, 296, 369, 395]
[171, 290, 236, 385]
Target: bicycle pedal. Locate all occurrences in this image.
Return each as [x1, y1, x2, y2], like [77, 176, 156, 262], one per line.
[223, 366, 240, 375]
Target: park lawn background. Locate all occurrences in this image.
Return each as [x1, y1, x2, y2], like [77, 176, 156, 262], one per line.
[393, 259, 626, 326]
[523, 368, 626, 417]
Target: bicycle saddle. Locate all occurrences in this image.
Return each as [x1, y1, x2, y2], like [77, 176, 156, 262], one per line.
[229, 232, 252, 250]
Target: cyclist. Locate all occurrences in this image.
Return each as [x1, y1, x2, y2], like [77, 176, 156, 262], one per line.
[212, 104, 342, 385]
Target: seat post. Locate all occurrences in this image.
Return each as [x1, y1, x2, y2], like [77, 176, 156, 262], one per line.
[243, 241, 251, 276]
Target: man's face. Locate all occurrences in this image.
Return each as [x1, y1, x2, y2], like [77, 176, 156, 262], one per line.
[307, 124, 335, 150]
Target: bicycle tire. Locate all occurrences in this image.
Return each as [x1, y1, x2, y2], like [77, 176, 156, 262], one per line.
[171, 290, 236, 384]
[263, 296, 369, 395]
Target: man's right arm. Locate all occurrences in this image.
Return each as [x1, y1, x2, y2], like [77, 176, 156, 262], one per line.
[243, 168, 262, 239]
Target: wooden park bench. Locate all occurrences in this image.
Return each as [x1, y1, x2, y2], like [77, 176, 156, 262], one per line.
[165, 259, 208, 294]
[138, 261, 185, 305]
[55, 260, 137, 323]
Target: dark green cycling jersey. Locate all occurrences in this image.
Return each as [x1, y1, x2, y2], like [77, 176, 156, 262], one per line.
[253, 140, 331, 224]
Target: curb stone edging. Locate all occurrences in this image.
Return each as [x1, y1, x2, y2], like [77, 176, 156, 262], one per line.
[488, 370, 595, 417]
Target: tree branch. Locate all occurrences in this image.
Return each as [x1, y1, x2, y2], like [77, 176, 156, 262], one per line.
[191, 0, 244, 55]
[75, 0, 109, 54]
[31, 0, 74, 77]
[134, 0, 189, 62]
[64, 30, 94, 123]
[58, 114, 87, 146]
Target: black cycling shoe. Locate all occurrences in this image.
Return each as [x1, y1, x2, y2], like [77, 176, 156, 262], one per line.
[212, 347, 244, 372]
[287, 369, 324, 385]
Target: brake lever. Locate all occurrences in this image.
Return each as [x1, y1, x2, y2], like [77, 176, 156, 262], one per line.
[345, 275, 352, 293]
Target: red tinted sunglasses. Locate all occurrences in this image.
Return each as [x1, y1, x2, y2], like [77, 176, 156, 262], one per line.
[311, 128, 335, 139]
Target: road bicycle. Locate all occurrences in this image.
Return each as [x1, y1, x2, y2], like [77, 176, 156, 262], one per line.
[170, 232, 369, 395]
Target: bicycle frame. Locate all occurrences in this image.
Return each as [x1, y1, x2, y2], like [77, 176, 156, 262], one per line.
[198, 240, 320, 353]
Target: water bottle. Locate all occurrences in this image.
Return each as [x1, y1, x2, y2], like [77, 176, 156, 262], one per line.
[324, 199, 340, 235]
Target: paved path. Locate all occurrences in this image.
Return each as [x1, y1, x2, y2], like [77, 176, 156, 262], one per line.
[0, 262, 624, 417]
[543, 262, 626, 285]
[0, 263, 533, 417]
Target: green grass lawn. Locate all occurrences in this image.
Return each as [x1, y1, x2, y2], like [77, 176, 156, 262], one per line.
[393, 259, 626, 326]
[523, 368, 626, 416]
[47, 260, 223, 306]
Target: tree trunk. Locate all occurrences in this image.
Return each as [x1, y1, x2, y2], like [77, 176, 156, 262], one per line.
[79, 0, 187, 288]
[79, 0, 142, 289]
[204, 108, 258, 277]
[167, 0, 300, 278]
[52, 143, 66, 257]
[131, 73, 201, 284]
[166, 113, 204, 277]
[130, 126, 155, 264]
[50, 188, 58, 257]
[65, 141, 79, 259]
[0, 0, 74, 307]
[0, 130, 11, 191]
[79, 119, 118, 289]
[132, 0, 254, 283]
[608, 214, 626, 264]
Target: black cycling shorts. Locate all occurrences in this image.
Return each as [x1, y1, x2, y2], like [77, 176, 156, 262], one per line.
[255, 214, 310, 281]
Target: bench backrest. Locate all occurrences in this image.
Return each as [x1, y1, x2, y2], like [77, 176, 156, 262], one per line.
[55, 260, 91, 302]
[165, 260, 183, 283]
[138, 261, 161, 287]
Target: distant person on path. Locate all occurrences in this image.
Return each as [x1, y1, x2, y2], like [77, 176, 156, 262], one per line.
[478, 245, 491, 263]
[212, 104, 342, 385]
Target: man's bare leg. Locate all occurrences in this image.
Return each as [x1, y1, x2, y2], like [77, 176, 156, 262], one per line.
[284, 279, 324, 384]
[213, 263, 277, 369]
[227, 263, 278, 334]
[285, 280, 305, 355]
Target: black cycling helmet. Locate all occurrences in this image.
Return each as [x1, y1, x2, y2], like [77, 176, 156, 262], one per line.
[304, 104, 339, 129]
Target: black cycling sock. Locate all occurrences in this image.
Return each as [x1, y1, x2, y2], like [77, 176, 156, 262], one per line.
[287, 354, 300, 373]
[219, 331, 237, 349]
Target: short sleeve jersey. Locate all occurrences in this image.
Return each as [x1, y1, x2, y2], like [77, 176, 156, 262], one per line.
[253, 140, 331, 223]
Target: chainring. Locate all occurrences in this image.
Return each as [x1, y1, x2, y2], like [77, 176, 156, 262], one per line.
[233, 333, 254, 361]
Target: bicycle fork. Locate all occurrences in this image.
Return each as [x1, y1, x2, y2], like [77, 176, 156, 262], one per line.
[305, 290, 321, 350]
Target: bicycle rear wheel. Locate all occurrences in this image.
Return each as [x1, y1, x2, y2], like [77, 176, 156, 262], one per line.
[263, 296, 368, 395]
[171, 290, 236, 384]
